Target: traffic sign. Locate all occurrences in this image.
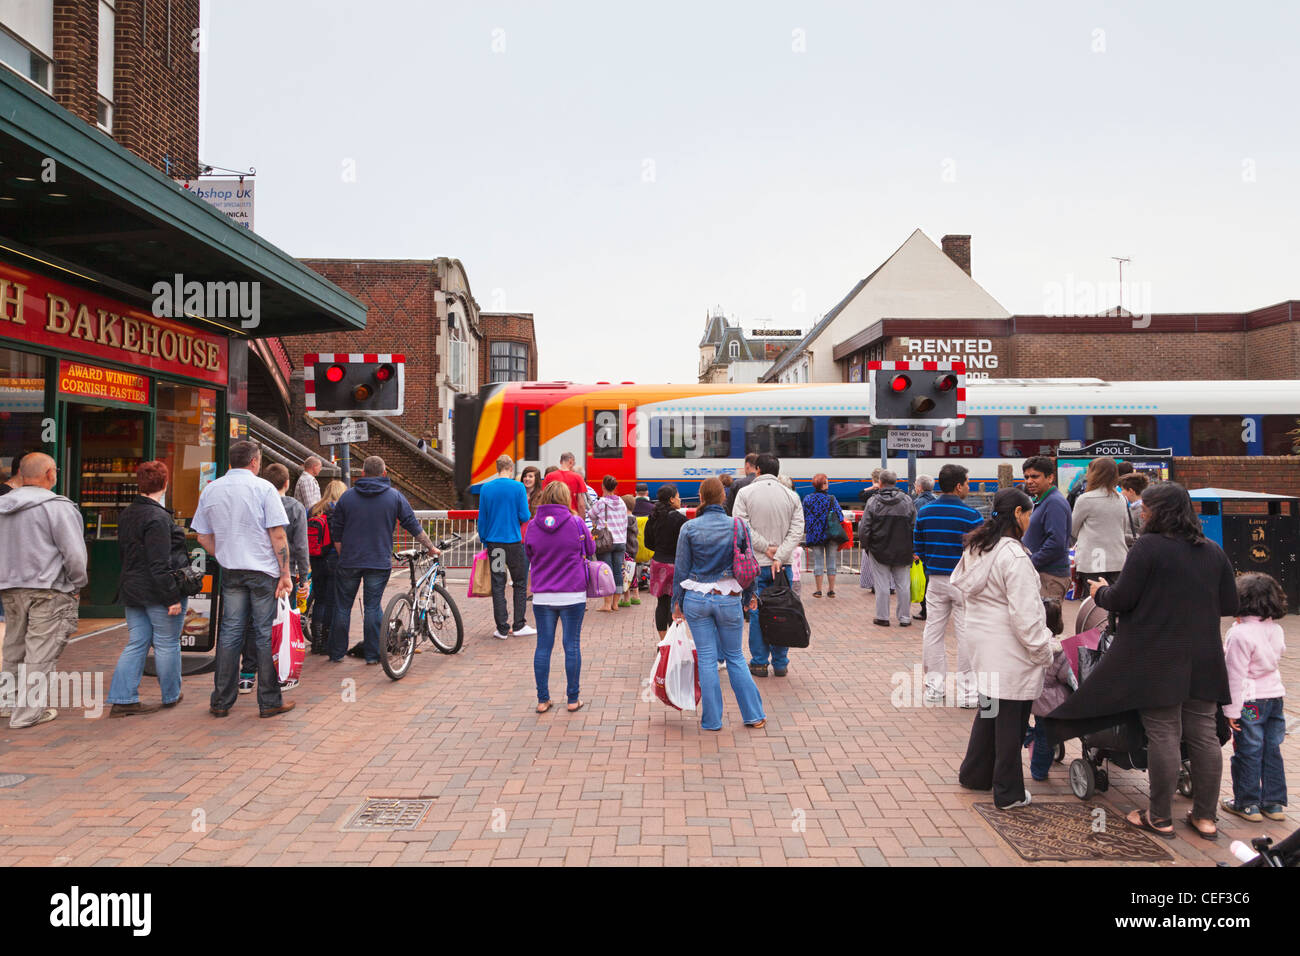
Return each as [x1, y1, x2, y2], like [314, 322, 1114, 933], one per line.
[319, 418, 369, 445]
[887, 429, 933, 452]
[305, 353, 405, 417]
[869, 360, 965, 426]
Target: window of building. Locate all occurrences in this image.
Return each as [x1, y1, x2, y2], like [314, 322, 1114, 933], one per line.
[489, 341, 528, 382]
[746, 416, 813, 458]
[1190, 415, 1250, 456]
[447, 313, 466, 388]
[998, 416, 1069, 457]
[1261, 415, 1300, 456]
[930, 417, 984, 457]
[728, 341, 740, 359]
[97, 0, 115, 131]
[649, 416, 731, 459]
[828, 417, 885, 458]
[0, 346, 49, 476]
[0, 6, 53, 91]
[1085, 415, 1158, 448]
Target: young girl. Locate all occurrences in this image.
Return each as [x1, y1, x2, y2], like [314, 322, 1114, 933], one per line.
[1221, 572, 1288, 822]
[1027, 599, 1069, 781]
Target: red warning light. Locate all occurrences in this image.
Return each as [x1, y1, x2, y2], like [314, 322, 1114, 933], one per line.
[325, 365, 345, 383]
[935, 374, 958, 392]
[374, 363, 395, 383]
[890, 374, 911, 392]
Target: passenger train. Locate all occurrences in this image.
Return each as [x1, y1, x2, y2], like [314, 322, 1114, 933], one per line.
[452, 379, 1300, 505]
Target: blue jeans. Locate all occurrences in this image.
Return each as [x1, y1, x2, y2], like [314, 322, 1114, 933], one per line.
[534, 602, 584, 704]
[748, 566, 791, 670]
[108, 599, 187, 705]
[1230, 697, 1288, 810]
[212, 570, 282, 712]
[1027, 719, 1053, 780]
[598, 551, 624, 590]
[331, 567, 392, 662]
[683, 590, 764, 730]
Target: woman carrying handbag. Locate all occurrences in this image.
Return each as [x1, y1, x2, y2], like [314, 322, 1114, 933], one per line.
[589, 475, 628, 612]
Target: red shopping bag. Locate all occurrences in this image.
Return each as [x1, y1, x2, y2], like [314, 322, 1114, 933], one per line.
[649, 620, 701, 711]
[272, 596, 306, 683]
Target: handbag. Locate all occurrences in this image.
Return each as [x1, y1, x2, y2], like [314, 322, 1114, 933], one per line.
[586, 558, 617, 597]
[171, 564, 205, 597]
[648, 559, 674, 598]
[590, 499, 614, 553]
[757, 580, 811, 648]
[731, 518, 758, 588]
[824, 509, 848, 544]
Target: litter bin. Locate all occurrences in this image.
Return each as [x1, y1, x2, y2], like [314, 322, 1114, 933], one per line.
[1189, 488, 1300, 613]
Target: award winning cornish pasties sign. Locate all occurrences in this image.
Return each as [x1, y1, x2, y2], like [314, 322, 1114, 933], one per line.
[0, 263, 227, 387]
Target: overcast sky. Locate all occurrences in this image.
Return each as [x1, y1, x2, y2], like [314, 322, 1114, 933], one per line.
[201, 1, 1299, 383]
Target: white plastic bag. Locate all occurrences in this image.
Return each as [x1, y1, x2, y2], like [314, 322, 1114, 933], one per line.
[649, 620, 700, 712]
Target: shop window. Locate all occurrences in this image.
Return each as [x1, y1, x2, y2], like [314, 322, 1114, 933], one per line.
[930, 417, 984, 457]
[998, 416, 1068, 457]
[1190, 415, 1249, 456]
[650, 416, 731, 459]
[828, 417, 884, 458]
[746, 416, 813, 458]
[1261, 415, 1300, 456]
[1086, 415, 1157, 448]
[0, 346, 49, 477]
[155, 382, 218, 523]
[490, 341, 529, 382]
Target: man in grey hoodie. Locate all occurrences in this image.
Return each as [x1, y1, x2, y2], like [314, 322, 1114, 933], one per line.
[0, 453, 88, 729]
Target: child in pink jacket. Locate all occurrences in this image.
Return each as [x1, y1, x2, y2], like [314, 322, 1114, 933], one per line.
[1221, 573, 1288, 823]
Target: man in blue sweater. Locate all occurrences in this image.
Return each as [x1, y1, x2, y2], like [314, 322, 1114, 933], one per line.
[329, 456, 437, 663]
[478, 455, 535, 641]
[913, 464, 984, 706]
[1022, 455, 1072, 600]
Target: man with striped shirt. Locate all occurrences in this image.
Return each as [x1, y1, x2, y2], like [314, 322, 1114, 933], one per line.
[913, 464, 984, 706]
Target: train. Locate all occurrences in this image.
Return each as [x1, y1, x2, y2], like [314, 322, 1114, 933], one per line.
[452, 378, 1300, 504]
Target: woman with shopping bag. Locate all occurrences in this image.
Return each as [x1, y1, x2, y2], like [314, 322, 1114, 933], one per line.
[645, 485, 687, 639]
[672, 477, 766, 731]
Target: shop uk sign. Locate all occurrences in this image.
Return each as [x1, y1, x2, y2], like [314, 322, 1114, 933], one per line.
[177, 177, 255, 231]
[902, 338, 1001, 379]
[0, 264, 227, 387]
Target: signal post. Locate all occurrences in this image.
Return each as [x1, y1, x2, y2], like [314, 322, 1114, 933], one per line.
[868, 360, 967, 489]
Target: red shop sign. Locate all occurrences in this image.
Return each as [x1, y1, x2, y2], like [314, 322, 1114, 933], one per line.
[0, 262, 227, 387]
[58, 360, 150, 405]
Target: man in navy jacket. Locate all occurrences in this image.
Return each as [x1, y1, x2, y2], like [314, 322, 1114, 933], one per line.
[1021, 455, 1072, 599]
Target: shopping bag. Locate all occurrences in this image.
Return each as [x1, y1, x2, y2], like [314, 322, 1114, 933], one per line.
[467, 549, 492, 598]
[909, 558, 926, 604]
[272, 596, 306, 684]
[837, 519, 854, 552]
[649, 620, 700, 711]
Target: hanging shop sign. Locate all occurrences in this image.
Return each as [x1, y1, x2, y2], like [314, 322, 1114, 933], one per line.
[0, 263, 227, 387]
[57, 360, 149, 405]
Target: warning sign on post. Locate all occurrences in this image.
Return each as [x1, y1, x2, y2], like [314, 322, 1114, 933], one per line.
[887, 429, 933, 452]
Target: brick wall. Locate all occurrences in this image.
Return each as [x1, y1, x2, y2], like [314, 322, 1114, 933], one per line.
[1172, 456, 1300, 497]
[1245, 323, 1300, 379]
[1009, 331, 1247, 380]
[479, 312, 538, 383]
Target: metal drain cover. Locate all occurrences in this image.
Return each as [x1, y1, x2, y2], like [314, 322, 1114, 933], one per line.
[341, 798, 433, 831]
[0, 773, 28, 788]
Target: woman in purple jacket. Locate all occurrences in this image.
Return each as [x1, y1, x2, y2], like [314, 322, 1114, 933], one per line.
[524, 481, 596, 713]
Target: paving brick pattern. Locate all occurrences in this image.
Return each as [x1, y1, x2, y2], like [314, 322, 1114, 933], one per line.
[1, 577, 1295, 867]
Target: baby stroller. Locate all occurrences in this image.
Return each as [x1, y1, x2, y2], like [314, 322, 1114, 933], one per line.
[1064, 597, 1195, 800]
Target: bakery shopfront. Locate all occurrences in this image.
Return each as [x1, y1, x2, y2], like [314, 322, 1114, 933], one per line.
[0, 68, 365, 629]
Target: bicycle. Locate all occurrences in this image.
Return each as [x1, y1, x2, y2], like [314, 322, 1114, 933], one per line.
[381, 534, 465, 679]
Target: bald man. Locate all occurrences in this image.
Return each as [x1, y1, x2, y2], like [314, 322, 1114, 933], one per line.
[0, 453, 88, 729]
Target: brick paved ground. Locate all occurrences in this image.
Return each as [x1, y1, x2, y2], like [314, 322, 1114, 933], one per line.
[1, 574, 1295, 866]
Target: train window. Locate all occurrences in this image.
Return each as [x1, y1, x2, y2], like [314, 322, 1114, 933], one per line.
[929, 417, 983, 458]
[746, 417, 813, 458]
[828, 417, 885, 457]
[649, 416, 732, 459]
[591, 408, 623, 458]
[1189, 416, 1249, 456]
[1086, 415, 1157, 448]
[998, 416, 1068, 457]
[523, 409, 539, 461]
[1261, 415, 1300, 456]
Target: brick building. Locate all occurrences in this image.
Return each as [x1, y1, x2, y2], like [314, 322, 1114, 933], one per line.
[480, 312, 538, 384]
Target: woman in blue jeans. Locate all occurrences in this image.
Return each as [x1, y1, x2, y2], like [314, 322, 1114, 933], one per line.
[673, 477, 765, 731]
[107, 460, 189, 715]
[524, 481, 596, 713]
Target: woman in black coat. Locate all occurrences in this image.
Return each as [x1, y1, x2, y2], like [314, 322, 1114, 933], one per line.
[106, 461, 192, 715]
[644, 484, 687, 639]
[1044, 482, 1237, 840]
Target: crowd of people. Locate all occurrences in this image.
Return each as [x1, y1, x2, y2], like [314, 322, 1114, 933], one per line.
[0, 443, 1290, 844]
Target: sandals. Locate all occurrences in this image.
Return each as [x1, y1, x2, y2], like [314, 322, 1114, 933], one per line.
[567, 701, 585, 713]
[827, 590, 835, 598]
[1185, 812, 1218, 840]
[535, 702, 553, 714]
[812, 591, 823, 598]
[1125, 809, 1176, 840]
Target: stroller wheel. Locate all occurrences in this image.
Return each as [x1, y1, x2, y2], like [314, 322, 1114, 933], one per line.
[1095, 768, 1110, 792]
[1069, 758, 1096, 800]
[1054, 743, 1066, 764]
[1177, 761, 1194, 798]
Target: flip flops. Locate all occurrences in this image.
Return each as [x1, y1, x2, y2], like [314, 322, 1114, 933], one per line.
[1185, 812, 1218, 840]
[1125, 809, 1176, 840]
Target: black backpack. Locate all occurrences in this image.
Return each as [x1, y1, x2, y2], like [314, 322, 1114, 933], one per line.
[758, 581, 811, 648]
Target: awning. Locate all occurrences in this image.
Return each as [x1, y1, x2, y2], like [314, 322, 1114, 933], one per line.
[0, 68, 365, 337]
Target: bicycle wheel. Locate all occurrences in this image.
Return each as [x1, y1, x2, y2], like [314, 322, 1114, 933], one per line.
[426, 584, 464, 654]
[380, 591, 417, 680]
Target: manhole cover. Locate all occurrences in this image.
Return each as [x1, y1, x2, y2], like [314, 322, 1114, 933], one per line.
[0, 774, 27, 788]
[341, 798, 433, 832]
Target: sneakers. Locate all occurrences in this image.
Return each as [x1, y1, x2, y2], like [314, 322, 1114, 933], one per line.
[717, 660, 727, 670]
[281, 679, 299, 691]
[109, 701, 162, 718]
[13, 708, 57, 728]
[1221, 798, 1263, 822]
[923, 680, 945, 705]
[493, 630, 510, 640]
[873, 619, 890, 627]
[512, 625, 537, 637]
[957, 695, 980, 709]
[997, 789, 1032, 810]
[238, 677, 254, 694]
[773, 667, 788, 677]
[1262, 805, 1288, 821]
[749, 662, 768, 678]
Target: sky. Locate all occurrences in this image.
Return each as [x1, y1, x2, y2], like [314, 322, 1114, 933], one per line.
[200, 0, 1300, 383]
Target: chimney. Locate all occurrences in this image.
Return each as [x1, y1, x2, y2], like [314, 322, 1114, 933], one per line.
[941, 234, 971, 276]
